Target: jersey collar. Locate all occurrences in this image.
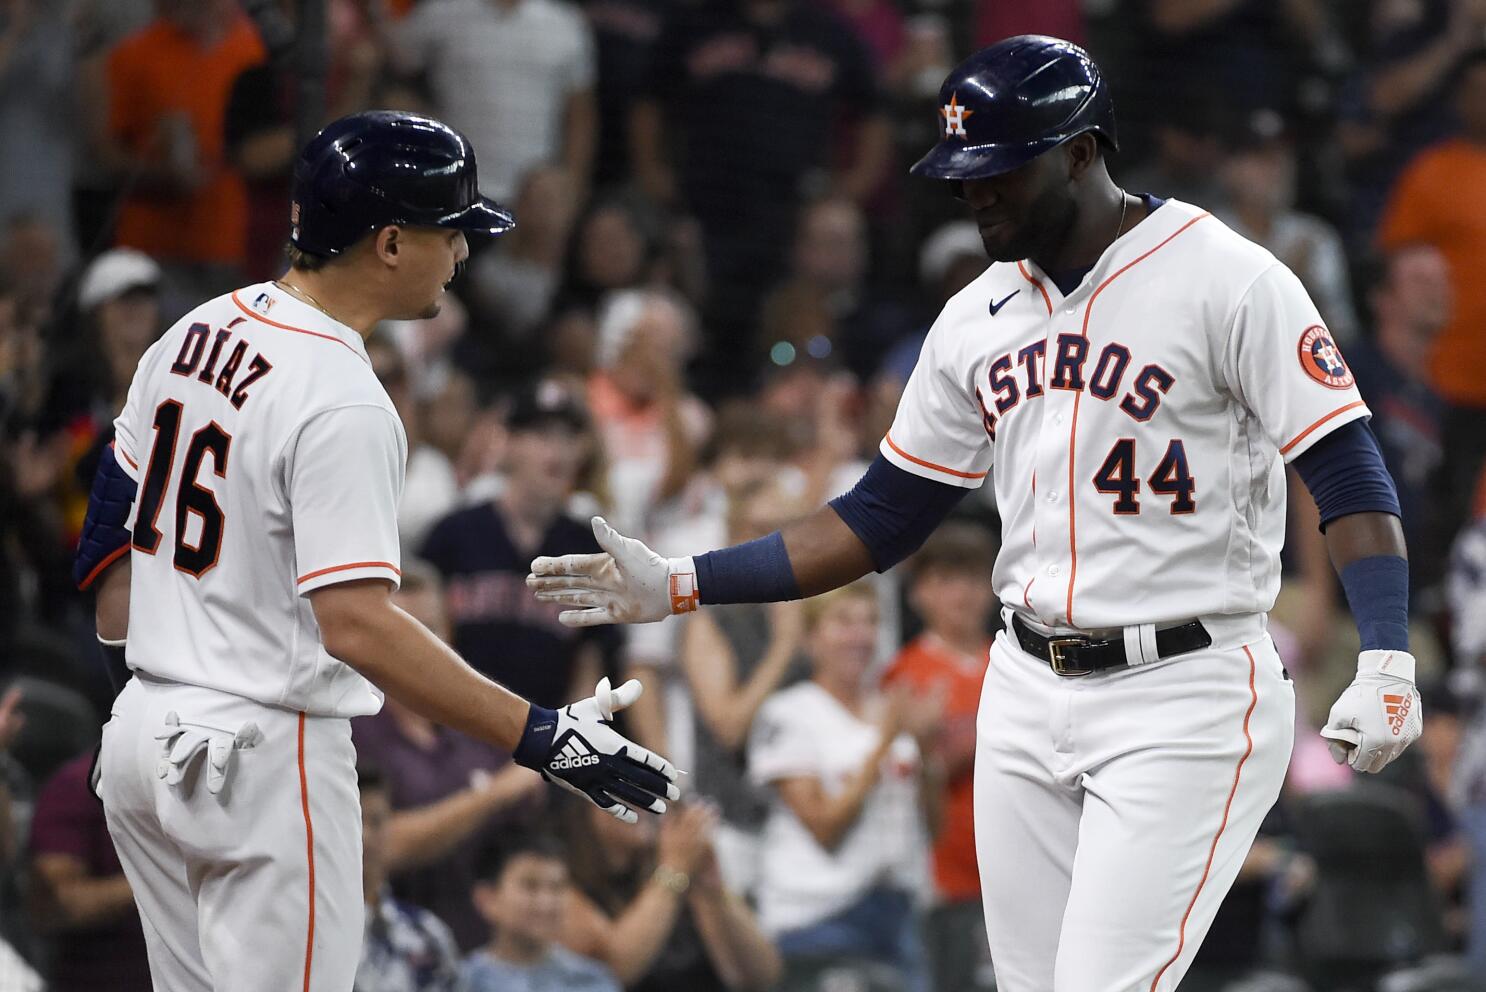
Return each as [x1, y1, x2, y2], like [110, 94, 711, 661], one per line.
[1015, 198, 1205, 310]
[231, 282, 371, 364]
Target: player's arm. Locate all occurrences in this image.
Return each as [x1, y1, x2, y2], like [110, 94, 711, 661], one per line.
[528, 456, 965, 626]
[73, 442, 138, 692]
[294, 406, 676, 823]
[1290, 420, 1419, 772]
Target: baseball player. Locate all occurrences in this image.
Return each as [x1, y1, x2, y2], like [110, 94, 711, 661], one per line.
[529, 37, 1421, 991]
[72, 111, 677, 992]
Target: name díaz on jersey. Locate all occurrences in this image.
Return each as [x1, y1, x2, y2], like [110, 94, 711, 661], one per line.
[972, 332, 1175, 440]
[168, 317, 274, 409]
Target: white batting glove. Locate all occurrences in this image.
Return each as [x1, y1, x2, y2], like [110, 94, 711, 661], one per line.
[513, 678, 681, 824]
[527, 516, 698, 628]
[1320, 650, 1423, 774]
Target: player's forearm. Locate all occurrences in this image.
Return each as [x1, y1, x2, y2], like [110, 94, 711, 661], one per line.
[95, 559, 131, 642]
[778, 506, 876, 598]
[317, 591, 529, 750]
[1322, 511, 1407, 570]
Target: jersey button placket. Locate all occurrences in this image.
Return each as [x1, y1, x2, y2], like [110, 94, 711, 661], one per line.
[1030, 305, 1076, 623]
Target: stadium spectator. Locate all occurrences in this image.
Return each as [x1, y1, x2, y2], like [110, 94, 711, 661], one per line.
[364, 333, 459, 554]
[757, 196, 918, 381]
[632, 0, 890, 385]
[680, 479, 809, 893]
[463, 165, 580, 386]
[70, 0, 154, 253]
[224, 0, 387, 279]
[355, 762, 463, 992]
[748, 582, 938, 992]
[1379, 48, 1486, 559]
[1336, 0, 1478, 244]
[557, 196, 661, 315]
[559, 798, 783, 990]
[0, 213, 64, 318]
[1348, 245, 1451, 599]
[575, 0, 673, 189]
[1116, 105, 1228, 211]
[420, 379, 619, 707]
[883, 523, 997, 992]
[1218, 108, 1360, 342]
[0, 2, 74, 254]
[973, 0, 1084, 49]
[464, 833, 620, 992]
[1447, 471, 1486, 970]
[587, 289, 711, 536]
[102, 0, 265, 306]
[40, 250, 164, 458]
[352, 563, 545, 950]
[393, 0, 598, 200]
[28, 751, 150, 992]
[1410, 682, 1473, 946]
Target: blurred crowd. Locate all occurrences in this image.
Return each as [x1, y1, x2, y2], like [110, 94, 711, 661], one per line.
[3, 0, 1486, 990]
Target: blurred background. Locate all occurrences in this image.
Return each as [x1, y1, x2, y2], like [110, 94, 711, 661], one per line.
[2, 0, 1486, 990]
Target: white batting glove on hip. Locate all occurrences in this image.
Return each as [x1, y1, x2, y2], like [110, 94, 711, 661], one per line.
[1320, 650, 1423, 774]
[513, 677, 681, 824]
[527, 516, 698, 628]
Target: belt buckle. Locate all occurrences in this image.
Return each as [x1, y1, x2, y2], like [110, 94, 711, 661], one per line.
[1047, 637, 1089, 677]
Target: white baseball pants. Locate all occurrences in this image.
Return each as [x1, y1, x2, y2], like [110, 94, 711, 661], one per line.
[99, 675, 364, 992]
[974, 617, 1294, 992]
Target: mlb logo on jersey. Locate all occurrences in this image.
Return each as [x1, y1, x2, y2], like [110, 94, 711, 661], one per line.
[941, 93, 974, 138]
[251, 292, 275, 314]
[1297, 324, 1354, 390]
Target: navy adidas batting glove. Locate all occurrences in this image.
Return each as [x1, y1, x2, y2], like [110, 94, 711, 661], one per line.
[513, 678, 680, 824]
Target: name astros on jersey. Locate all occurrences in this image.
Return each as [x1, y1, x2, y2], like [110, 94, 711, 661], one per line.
[112, 282, 407, 717]
[882, 198, 1370, 631]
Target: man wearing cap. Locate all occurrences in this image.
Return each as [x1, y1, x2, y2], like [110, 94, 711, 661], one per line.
[420, 380, 620, 710]
[73, 112, 676, 992]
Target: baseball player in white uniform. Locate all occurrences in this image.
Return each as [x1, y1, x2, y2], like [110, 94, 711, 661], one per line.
[527, 38, 1422, 991]
[74, 112, 677, 992]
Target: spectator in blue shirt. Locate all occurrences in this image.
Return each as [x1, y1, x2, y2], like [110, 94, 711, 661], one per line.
[464, 835, 620, 992]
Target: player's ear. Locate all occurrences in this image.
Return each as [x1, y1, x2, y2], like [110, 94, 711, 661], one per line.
[1065, 133, 1099, 181]
[374, 225, 402, 267]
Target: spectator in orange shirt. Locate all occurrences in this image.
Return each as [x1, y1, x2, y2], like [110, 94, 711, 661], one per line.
[883, 521, 999, 992]
[102, 0, 265, 312]
[1378, 49, 1486, 569]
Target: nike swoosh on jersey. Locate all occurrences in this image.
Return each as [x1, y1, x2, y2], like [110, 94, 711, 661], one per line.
[989, 290, 1020, 316]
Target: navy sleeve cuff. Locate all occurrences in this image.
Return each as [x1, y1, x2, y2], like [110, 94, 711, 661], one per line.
[1291, 419, 1401, 530]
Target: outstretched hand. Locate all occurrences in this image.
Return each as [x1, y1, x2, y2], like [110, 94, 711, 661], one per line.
[514, 677, 682, 824]
[527, 517, 696, 627]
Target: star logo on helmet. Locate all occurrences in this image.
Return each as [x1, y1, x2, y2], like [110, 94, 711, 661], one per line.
[940, 93, 974, 139]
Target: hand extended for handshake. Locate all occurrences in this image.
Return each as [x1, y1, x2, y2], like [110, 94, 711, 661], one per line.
[527, 516, 689, 627]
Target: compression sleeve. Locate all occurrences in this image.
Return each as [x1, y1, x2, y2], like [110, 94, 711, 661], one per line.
[74, 444, 138, 590]
[1290, 419, 1400, 529]
[828, 454, 969, 572]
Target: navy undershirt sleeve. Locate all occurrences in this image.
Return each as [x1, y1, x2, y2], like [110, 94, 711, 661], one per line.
[828, 454, 970, 573]
[1291, 419, 1409, 651]
[1290, 419, 1401, 529]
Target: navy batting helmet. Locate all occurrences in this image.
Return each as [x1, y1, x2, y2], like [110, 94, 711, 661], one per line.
[290, 111, 515, 257]
[911, 35, 1117, 181]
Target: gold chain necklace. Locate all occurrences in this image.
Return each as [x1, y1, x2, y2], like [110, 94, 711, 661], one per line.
[274, 279, 338, 321]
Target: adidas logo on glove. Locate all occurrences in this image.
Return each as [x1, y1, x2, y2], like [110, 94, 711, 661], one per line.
[551, 753, 600, 770]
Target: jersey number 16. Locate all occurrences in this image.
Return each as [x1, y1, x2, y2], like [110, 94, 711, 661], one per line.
[131, 400, 232, 577]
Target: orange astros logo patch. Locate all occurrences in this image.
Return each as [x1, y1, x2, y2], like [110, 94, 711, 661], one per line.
[1298, 325, 1354, 389]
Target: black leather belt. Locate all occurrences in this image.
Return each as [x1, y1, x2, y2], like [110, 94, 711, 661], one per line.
[1011, 614, 1212, 677]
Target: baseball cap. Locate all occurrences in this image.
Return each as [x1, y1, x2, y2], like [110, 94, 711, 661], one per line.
[507, 379, 589, 433]
[78, 249, 162, 311]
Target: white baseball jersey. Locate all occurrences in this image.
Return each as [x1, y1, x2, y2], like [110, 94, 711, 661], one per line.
[113, 282, 405, 717]
[884, 198, 1368, 631]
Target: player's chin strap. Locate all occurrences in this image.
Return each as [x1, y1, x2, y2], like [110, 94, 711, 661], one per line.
[1121, 623, 1162, 667]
